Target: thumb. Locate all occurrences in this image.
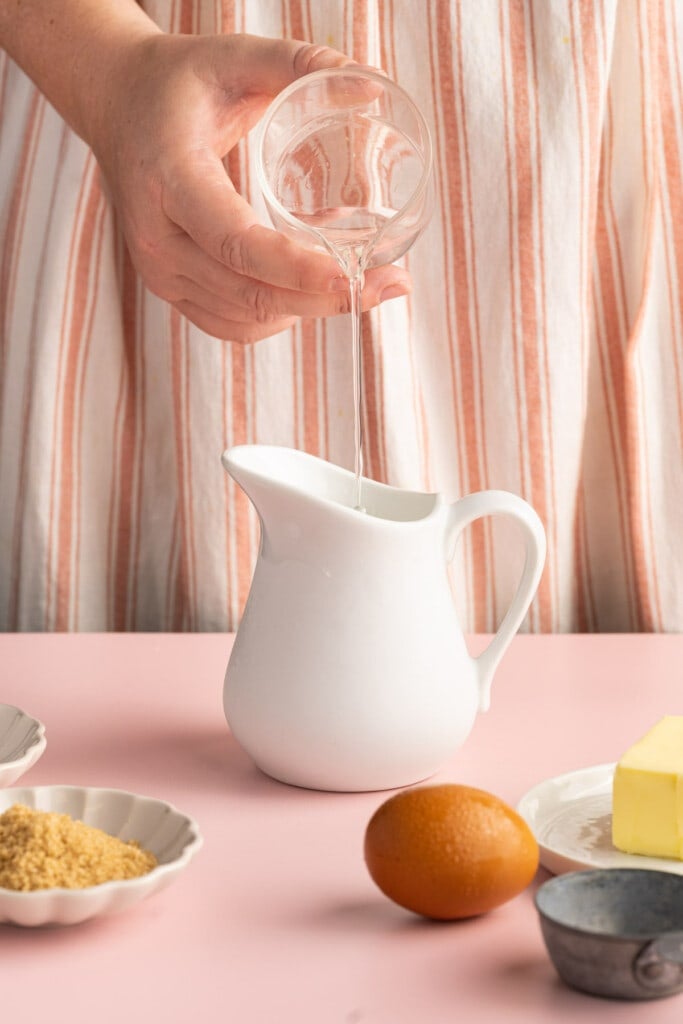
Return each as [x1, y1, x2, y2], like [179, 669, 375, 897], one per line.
[214, 34, 356, 97]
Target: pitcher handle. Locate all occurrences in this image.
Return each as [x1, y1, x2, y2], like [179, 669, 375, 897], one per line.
[446, 491, 546, 712]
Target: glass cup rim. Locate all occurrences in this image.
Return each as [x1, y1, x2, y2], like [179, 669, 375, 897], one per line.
[255, 64, 434, 251]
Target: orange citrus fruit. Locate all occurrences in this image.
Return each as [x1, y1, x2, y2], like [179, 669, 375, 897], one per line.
[364, 783, 539, 920]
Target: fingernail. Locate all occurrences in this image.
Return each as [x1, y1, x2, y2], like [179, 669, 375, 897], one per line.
[380, 282, 410, 302]
[330, 276, 350, 292]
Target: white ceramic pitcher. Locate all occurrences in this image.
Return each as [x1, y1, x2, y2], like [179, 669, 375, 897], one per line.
[222, 445, 546, 792]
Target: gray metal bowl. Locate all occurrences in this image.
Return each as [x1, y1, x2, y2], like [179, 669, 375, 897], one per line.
[535, 869, 683, 999]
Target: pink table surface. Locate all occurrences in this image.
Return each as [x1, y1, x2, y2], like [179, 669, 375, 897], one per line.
[1, 633, 683, 1023]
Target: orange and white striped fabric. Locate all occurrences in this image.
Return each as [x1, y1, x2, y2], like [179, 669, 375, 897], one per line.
[1, 0, 682, 632]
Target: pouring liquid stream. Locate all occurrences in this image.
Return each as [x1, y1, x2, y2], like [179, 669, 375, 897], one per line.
[347, 256, 365, 512]
[271, 110, 428, 513]
[296, 211, 392, 513]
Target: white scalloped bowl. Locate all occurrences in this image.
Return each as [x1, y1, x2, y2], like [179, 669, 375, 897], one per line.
[0, 705, 47, 787]
[0, 785, 203, 927]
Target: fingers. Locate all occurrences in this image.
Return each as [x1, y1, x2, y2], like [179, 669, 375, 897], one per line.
[163, 150, 364, 294]
[169, 241, 410, 342]
[170, 235, 411, 321]
[172, 263, 410, 341]
[209, 35, 356, 96]
[162, 149, 339, 291]
[174, 299, 298, 343]
[151, 153, 412, 343]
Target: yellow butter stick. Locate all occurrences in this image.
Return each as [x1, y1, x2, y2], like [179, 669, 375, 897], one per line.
[612, 716, 683, 860]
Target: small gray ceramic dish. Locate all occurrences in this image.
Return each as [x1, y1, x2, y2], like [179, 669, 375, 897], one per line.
[535, 869, 683, 1000]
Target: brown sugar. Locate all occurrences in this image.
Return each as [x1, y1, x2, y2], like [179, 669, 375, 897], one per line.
[0, 804, 158, 891]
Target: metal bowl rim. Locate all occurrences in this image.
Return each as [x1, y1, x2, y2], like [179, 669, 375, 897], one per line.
[535, 868, 683, 942]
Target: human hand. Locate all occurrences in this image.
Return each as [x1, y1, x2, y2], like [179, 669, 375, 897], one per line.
[90, 33, 411, 342]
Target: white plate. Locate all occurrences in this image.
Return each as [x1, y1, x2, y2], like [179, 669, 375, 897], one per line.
[0, 785, 202, 926]
[517, 763, 683, 876]
[0, 705, 46, 787]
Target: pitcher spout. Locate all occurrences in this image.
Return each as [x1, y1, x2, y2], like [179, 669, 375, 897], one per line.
[222, 444, 344, 517]
[223, 444, 443, 523]
[222, 443, 366, 565]
[222, 445, 276, 515]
